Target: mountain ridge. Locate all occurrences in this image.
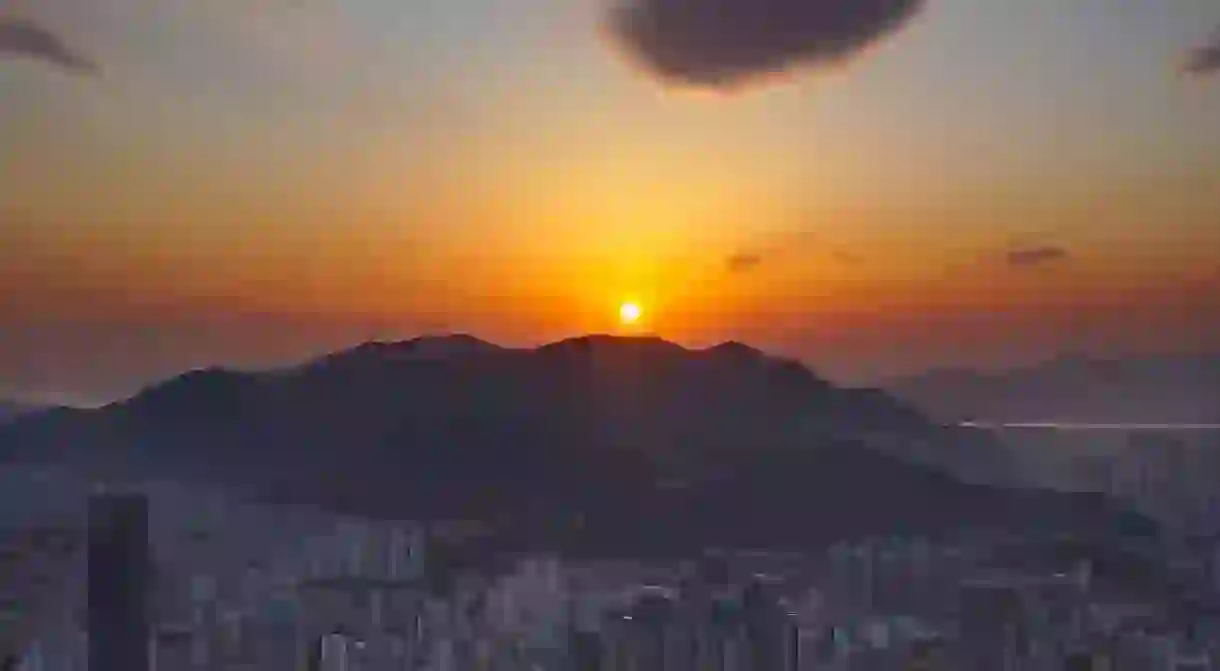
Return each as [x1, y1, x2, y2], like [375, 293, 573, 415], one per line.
[887, 352, 1220, 424]
[0, 401, 43, 424]
[0, 334, 1142, 556]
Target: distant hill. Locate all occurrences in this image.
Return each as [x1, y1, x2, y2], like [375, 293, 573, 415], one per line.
[302, 333, 504, 371]
[0, 402, 41, 424]
[0, 335, 1143, 556]
[886, 353, 1220, 425]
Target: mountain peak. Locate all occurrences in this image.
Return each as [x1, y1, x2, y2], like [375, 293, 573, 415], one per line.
[705, 341, 765, 360]
[0, 401, 41, 424]
[127, 366, 245, 398]
[538, 334, 688, 355]
[317, 333, 500, 368]
[396, 333, 499, 355]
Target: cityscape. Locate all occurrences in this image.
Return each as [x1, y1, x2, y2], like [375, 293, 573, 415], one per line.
[3, 0, 1219, 669]
[4, 425, 1220, 671]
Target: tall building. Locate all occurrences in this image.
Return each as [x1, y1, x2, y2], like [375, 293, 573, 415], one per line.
[304, 634, 325, 671]
[151, 627, 194, 671]
[741, 578, 799, 671]
[601, 593, 685, 671]
[567, 628, 603, 671]
[1062, 649, 1094, 671]
[904, 636, 951, 671]
[957, 580, 1027, 671]
[0, 526, 83, 671]
[673, 577, 734, 671]
[627, 593, 672, 671]
[708, 596, 749, 671]
[88, 492, 152, 671]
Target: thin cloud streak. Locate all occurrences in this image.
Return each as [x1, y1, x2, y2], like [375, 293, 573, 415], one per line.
[0, 17, 99, 76]
[833, 250, 862, 266]
[725, 252, 763, 273]
[1006, 245, 1070, 268]
[723, 233, 861, 277]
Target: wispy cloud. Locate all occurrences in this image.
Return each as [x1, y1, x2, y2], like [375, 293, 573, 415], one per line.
[1006, 245, 1070, 268]
[725, 252, 763, 274]
[0, 17, 98, 76]
[833, 250, 862, 266]
[724, 230, 861, 276]
[603, 0, 927, 91]
[1180, 28, 1220, 77]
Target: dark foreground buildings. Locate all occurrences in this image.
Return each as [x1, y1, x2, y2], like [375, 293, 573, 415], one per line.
[88, 491, 151, 671]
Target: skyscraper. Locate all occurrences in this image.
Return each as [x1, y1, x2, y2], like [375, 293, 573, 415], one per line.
[567, 628, 603, 671]
[600, 593, 681, 671]
[627, 593, 672, 671]
[741, 579, 799, 671]
[957, 580, 1026, 671]
[88, 492, 151, 671]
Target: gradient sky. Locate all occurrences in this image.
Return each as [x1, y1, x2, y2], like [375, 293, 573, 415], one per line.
[2, 0, 1219, 404]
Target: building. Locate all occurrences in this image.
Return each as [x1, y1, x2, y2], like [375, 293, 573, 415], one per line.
[903, 636, 951, 671]
[956, 579, 1029, 671]
[0, 525, 83, 671]
[601, 592, 693, 671]
[567, 628, 603, 671]
[88, 492, 152, 671]
[151, 626, 195, 671]
[741, 578, 799, 671]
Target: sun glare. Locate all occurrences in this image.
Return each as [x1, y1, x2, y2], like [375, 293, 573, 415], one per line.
[619, 302, 642, 325]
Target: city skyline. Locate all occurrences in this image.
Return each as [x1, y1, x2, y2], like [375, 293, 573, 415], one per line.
[2, 0, 1219, 403]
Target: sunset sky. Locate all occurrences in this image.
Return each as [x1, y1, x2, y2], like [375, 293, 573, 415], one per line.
[2, 0, 1219, 405]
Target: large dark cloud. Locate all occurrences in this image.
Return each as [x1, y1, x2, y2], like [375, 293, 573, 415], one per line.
[1181, 29, 1220, 77]
[604, 0, 927, 90]
[1006, 245, 1070, 269]
[0, 18, 99, 76]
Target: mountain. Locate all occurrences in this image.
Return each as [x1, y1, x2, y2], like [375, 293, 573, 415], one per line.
[887, 353, 1220, 424]
[304, 334, 503, 371]
[0, 402, 41, 424]
[0, 335, 1142, 556]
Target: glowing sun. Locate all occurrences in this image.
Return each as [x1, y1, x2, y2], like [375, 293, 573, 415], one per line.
[619, 302, 642, 325]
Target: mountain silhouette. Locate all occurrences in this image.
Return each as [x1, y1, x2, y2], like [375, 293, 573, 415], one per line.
[887, 353, 1220, 424]
[306, 334, 503, 371]
[0, 402, 42, 425]
[0, 335, 1144, 556]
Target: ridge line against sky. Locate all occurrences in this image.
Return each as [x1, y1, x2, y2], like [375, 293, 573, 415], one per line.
[1, 0, 1218, 404]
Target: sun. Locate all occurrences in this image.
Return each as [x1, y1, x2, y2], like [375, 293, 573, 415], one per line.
[619, 302, 642, 325]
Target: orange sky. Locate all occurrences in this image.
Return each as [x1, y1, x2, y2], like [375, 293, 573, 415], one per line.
[2, 0, 1219, 402]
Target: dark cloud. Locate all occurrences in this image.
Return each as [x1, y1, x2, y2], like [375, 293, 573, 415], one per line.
[1181, 29, 1220, 77]
[1006, 245, 1070, 268]
[604, 0, 927, 90]
[726, 252, 763, 273]
[0, 18, 99, 76]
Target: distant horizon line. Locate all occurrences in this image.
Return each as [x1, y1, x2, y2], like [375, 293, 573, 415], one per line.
[958, 421, 1220, 432]
[5, 331, 1217, 412]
